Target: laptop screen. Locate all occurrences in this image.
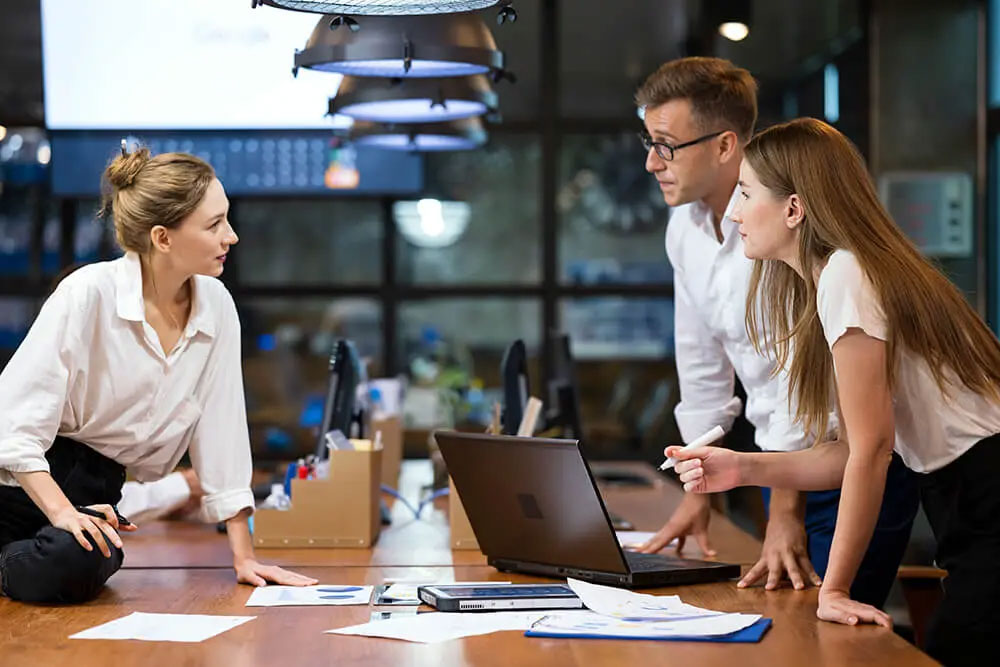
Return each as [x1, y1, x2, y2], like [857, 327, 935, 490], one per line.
[435, 432, 629, 574]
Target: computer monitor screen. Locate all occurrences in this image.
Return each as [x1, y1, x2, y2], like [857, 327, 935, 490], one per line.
[500, 339, 530, 436]
[315, 339, 363, 459]
[547, 333, 583, 440]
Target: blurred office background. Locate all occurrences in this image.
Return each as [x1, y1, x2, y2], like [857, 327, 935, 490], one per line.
[0, 0, 992, 474]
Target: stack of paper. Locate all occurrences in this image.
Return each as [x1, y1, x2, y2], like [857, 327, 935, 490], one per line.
[328, 610, 592, 644]
[526, 612, 765, 639]
[566, 578, 730, 621]
[521, 579, 763, 641]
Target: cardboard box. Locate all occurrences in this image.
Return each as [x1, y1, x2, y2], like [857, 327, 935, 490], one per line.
[449, 476, 480, 550]
[254, 444, 382, 548]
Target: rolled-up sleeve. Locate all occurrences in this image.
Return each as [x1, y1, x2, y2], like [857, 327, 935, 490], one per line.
[187, 291, 254, 523]
[671, 262, 742, 444]
[0, 286, 79, 484]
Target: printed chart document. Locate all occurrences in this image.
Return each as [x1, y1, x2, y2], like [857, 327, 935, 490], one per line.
[328, 611, 591, 644]
[245, 584, 374, 607]
[567, 578, 730, 621]
[70, 612, 255, 643]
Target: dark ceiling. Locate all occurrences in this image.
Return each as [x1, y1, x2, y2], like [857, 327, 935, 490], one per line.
[0, 0, 861, 127]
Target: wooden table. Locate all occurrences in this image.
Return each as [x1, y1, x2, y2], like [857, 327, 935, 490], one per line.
[0, 566, 933, 667]
[0, 461, 935, 665]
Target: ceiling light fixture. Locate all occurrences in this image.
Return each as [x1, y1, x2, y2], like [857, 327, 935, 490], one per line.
[294, 13, 507, 79]
[712, 0, 751, 42]
[348, 116, 487, 151]
[252, 0, 516, 23]
[330, 73, 497, 122]
[718, 22, 749, 41]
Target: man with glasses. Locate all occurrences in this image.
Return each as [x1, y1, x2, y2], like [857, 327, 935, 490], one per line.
[633, 57, 918, 609]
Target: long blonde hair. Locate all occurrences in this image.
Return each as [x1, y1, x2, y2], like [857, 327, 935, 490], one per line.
[744, 118, 1000, 439]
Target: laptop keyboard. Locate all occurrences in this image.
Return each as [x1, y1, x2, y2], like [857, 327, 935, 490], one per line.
[624, 550, 690, 572]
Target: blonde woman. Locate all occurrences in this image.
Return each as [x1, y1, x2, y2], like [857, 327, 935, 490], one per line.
[667, 118, 1000, 666]
[0, 146, 316, 603]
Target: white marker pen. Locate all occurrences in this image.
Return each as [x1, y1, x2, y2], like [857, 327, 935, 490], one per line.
[658, 425, 726, 471]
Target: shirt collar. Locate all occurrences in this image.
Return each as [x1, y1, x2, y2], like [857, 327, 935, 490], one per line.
[690, 185, 742, 242]
[115, 252, 217, 338]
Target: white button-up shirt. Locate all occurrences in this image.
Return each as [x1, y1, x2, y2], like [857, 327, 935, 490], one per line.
[667, 186, 810, 451]
[0, 252, 253, 522]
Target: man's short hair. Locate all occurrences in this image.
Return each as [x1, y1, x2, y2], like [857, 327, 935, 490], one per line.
[635, 57, 758, 140]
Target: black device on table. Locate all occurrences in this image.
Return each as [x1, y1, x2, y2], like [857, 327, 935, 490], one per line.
[433, 431, 740, 588]
[417, 583, 584, 612]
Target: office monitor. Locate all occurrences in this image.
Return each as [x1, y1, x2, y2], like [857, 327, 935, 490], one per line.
[315, 339, 364, 459]
[500, 339, 530, 435]
[546, 333, 583, 441]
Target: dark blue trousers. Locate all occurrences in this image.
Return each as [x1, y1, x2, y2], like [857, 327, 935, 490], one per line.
[761, 451, 920, 608]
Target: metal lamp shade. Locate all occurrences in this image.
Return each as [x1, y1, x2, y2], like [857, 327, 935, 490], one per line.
[330, 74, 497, 122]
[255, 1, 505, 16]
[349, 117, 487, 150]
[296, 13, 503, 78]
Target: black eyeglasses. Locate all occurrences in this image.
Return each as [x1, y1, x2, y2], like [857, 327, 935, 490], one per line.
[638, 130, 725, 161]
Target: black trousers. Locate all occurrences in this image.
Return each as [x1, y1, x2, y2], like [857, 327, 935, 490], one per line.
[0, 437, 126, 603]
[919, 433, 1000, 667]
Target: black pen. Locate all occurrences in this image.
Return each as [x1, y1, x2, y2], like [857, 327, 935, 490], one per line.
[75, 505, 132, 527]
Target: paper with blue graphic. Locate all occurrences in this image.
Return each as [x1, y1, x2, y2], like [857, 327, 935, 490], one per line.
[245, 584, 373, 607]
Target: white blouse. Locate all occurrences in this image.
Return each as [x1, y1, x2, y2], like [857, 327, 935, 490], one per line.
[667, 186, 812, 451]
[817, 249, 1000, 473]
[0, 252, 253, 522]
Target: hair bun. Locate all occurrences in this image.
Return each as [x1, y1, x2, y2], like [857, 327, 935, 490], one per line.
[105, 146, 152, 190]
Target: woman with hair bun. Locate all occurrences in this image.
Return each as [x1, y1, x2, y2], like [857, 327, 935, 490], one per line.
[0, 144, 316, 603]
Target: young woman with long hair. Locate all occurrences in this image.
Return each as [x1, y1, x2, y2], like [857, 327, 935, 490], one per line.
[666, 117, 1000, 666]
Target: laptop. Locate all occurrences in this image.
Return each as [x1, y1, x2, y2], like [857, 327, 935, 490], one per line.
[434, 431, 741, 588]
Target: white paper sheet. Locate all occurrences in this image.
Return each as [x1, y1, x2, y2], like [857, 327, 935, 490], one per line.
[615, 531, 678, 550]
[528, 610, 761, 638]
[567, 578, 726, 621]
[327, 610, 592, 644]
[245, 584, 374, 607]
[69, 612, 255, 643]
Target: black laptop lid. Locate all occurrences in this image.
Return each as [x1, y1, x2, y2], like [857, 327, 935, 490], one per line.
[434, 431, 629, 575]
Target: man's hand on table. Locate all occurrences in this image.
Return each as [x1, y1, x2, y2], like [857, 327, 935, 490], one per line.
[738, 504, 821, 590]
[635, 492, 717, 556]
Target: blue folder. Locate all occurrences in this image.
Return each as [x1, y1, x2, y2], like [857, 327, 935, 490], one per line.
[525, 617, 772, 643]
